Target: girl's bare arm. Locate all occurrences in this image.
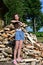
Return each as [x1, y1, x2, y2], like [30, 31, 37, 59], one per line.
[11, 20, 16, 23]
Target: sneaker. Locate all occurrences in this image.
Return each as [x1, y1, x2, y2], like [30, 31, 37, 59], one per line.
[17, 58, 22, 62]
[13, 59, 17, 65]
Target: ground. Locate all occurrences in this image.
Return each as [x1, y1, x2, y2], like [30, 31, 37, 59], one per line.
[0, 62, 14, 65]
[0, 62, 30, 65]
[0, 62, 43, 65]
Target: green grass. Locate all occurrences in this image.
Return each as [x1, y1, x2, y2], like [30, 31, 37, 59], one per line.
[32, 32, 43, 37]
[37, 37, 43, 43]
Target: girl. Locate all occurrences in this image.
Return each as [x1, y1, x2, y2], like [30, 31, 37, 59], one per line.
[11, 14, 24, 65]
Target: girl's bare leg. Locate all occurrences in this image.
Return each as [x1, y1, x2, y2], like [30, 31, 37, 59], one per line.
[17, 40, 23, 59]
[14, 41, 19, 60]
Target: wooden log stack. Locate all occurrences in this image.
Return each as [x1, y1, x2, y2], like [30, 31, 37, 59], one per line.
[0, 22, 43, 65]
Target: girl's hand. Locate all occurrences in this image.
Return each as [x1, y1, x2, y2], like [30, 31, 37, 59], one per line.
[19, 22, 23, 26]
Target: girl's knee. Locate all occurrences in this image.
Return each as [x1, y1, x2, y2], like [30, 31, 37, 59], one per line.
[15, 45, 18, 50]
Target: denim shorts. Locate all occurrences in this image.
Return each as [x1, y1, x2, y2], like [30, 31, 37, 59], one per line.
[15, 30, 24, 40]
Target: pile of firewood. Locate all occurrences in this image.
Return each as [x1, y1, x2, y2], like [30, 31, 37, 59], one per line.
[0, 23, 27, 61]
[0, 22, 43, 65]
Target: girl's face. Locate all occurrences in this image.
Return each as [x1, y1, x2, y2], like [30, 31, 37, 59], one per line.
[14, 14, 19, 20]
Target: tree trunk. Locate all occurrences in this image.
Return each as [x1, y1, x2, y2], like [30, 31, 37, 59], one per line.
[33, 17, 36, 33]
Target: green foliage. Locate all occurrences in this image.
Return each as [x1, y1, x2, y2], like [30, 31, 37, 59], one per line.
[40, 14, 43, 26]
[24, 0, 41, 16]
[3, 0, 26, 25]
[25, 0, 41, 32]
[3, 0, 42, 32]
[32, 32, 43, 37]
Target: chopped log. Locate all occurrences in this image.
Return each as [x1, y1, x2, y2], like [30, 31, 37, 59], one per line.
[0, 30, 4, 33]
[0, 45, 5, 48]
[38, 60, 42, 65]
[0, 58, 11, 61]
[0, 41, 2, 44]
[25, 45, 34, 49]
[4, 28, 10, 31]
[2, 51, 12, 57]
[0, 55, 4, 58]
[21, 59, 36, 62]
[9, 30, 15, 34]
[42, 61, 43, 65]
[4, 48, 12, 54]
[0, 48, 10, 51]
[0, 36, 3, 41]
[18, 63, 26, 65]
[25, 33, 36, 45]
[0, 53, 3, 56]
[2, 33, 8, 38]
[41, 51, 43, 57]
[2, 51, 9, 56]
[34, 43, 40, 48]
[31, 61, 36, 65]
[2, 40, 9, 44]
[23, 47, 29, 50]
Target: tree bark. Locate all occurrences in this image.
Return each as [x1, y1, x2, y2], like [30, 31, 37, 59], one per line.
[32, 17, 36, 33]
